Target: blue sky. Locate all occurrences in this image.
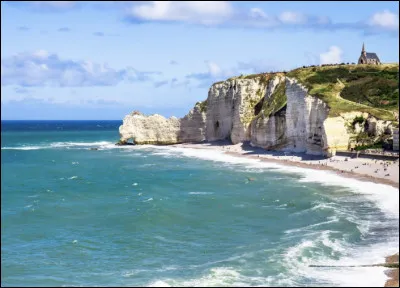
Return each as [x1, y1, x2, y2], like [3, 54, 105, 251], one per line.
[1, 1, 399, 120]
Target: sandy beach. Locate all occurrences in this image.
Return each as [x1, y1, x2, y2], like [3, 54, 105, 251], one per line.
[172, 141, 399, 187]
[385, 253, 399, 287]
[171, 141, 399, 287]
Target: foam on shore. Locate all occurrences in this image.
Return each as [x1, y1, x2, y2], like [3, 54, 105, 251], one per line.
[137, 144, 399, 287]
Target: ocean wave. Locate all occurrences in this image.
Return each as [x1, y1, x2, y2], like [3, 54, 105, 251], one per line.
[146, 267, 274, 287]
[282, 229, 398, 287]
[1, 146, 43, 150]
[188, 192, 214, 195]
[142, 146, 399, 218]
[288, 202, 339, 218]
[154, 236, 202, 247]
[138, 145, 399, 287]
[0, 141, 157, 151]
[284, 218, 340, 235]
[1, 141, 114, 150]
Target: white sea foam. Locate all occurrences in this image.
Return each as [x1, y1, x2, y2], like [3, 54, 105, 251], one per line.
[139, 145, 398, 287]
[50, 141, 111, 147]
[145, 146, 399, 217]
[284, 218, 340, 235]
[146, 266, 287, 287]
[188, 192, 214, 195]
[147, 280, 171, 287]
[283, 229, 398, 287]
[1, 141, 116, 150]
[68, 176, 78, 180]
[143, 198, 153, 202]
[1, 146, 43, 150]
[154, 236, 202, 247]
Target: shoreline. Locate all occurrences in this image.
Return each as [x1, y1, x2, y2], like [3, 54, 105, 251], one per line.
[169, 141, 399, 287]
[171, 141, 399, 188]
[225, 150, 400, 189]
[385, 254, 399, 287]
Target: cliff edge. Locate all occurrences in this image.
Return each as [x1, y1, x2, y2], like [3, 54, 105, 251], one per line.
[119, 64, 399, 157]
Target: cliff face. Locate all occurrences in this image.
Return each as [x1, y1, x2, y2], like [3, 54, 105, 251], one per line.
[179, 104, 207, 142]
[119, 113, 181, 145]
[284, 78, 330, 155]
[119, 67, 396, 156]
[249, 76, 286, 149]
[205, 78, 266, 144]
[119, 103, 206, 145]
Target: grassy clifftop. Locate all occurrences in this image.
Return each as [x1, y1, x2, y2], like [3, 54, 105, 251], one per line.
[286, 63, 398, 120]
[214, 64, 398, 121]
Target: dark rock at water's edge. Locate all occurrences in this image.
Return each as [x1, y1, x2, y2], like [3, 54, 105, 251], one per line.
[89, 148, 98, 150]
[115, 140, 134, 146]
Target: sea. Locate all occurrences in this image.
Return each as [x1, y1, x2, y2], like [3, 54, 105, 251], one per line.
[1, 120, 399, 287]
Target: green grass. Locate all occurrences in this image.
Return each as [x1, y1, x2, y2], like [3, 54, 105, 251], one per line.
[352, 115, 365, 126]
[354, 141, 384, 151]
[210, 64, 398, 121]
[258, 80, 287, 118]
[196, 100, 207, 113]
[286, 64, 398, 120]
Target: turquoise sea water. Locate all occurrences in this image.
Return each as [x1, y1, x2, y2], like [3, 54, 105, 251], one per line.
[1, 120, 399, 287]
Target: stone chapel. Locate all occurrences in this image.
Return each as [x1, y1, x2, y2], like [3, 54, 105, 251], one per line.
[358, 43, 381, 65]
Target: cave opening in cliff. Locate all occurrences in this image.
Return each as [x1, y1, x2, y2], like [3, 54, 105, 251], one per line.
[254, 98, 265, 116]
[215, 121, 220, 129]
[273, 104, 287, 116]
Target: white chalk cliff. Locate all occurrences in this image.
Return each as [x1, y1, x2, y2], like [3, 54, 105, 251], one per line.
[119, 103, 206, 145]
[119, 74, 394, 156]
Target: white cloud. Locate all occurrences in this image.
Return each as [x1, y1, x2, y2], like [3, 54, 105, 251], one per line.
[278, 11, 307, 24]
[237, 60, 278, 73]
[1, 50, 160, 87]
[128, 1, 233, 25]
[185, 59, 279, 88]
[249, 8, 267, 19]
[206, 61, 222, 77]
[31, 1, 76, 9]
[319, 46, 343, 65]
[368, 10, 399, 30]
[123, 4, 398, 35]
[32, 49, 49, 59]
[185, 61, 236, 87]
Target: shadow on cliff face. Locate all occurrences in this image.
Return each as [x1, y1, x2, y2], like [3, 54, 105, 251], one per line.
[177, 105, 208, 143]
[254, 98, 264, 116]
